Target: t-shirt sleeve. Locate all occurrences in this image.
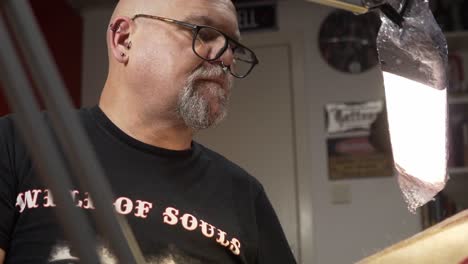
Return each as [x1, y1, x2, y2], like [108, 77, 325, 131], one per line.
[0, 116, 18, 251]
[255, 186, 297, 264]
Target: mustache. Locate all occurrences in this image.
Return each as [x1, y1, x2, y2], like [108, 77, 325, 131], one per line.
[189, 64, 228, 81]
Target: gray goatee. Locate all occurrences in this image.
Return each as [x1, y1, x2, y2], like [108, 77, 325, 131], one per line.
[176, 65, 233, 131]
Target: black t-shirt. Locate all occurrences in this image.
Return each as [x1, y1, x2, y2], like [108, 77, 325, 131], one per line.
[0, 107, 296, 264]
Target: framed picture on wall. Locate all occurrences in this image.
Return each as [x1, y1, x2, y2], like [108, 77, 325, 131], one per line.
[325, 100, 394, 180]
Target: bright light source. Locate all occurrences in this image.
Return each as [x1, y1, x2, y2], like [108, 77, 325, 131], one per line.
[383, 72, 447, 211]
[375, 0, 449, 211]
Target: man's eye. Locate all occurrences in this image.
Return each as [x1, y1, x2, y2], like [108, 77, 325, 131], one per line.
[233, 46, 247, 55]
[198, 29, 220, 41]
[229, 44, 238, 52]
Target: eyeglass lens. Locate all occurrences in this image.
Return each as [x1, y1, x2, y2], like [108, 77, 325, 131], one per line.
[193, 27, 255, 77]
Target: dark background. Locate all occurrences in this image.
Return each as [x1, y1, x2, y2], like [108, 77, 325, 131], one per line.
[0, 0, 83, 115]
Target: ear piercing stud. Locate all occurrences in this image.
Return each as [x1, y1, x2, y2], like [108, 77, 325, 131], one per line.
[109, 23, 121, 32]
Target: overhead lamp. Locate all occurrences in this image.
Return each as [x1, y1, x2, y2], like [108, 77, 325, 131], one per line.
[308, 0, 449, 212]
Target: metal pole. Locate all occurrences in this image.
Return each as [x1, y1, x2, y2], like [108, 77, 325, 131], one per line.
[0, 14, 100, 264]
[305, 0, 369, 14]
[1, 0, 146, 263]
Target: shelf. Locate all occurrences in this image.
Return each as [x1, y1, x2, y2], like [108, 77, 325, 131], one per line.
[448, 166, 468, 176]
[444, 167, 468, 208]
[448, 94, 468, 104]
[325, 131, 369, 139]
[445, 31, 468, 51]
[444, 169, 468, 208]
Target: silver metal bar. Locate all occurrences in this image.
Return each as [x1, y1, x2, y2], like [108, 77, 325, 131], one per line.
[305, 0, 369, 14]
[306, 0, 406, 27]
[1, 0, 146, 262]
[0, 13, 100, 264]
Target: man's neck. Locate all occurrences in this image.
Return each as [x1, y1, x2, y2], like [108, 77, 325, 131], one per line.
[98, 101, 193, 151]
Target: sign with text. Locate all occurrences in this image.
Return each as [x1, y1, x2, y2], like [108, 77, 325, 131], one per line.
[325, 100, 394, 180]
[235, 1, 277, 32]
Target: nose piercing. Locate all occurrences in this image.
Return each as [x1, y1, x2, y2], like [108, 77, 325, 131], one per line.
[221, 62, 228, 73]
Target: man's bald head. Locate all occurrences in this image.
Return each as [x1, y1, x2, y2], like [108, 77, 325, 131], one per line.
[107, 0, 239, 64]
[110, 0, 236, 22]
[110, 0, 151, 22]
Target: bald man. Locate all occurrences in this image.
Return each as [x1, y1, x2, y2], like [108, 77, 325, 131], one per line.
[0, 0, 296, 263]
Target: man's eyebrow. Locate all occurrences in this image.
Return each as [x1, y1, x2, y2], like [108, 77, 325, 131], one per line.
[183, 14, 241, 41]
[184, 14, 213, 26]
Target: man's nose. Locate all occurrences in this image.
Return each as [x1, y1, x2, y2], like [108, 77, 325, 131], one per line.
[222, 47, 235, 67]
[214, 46, 234, 69]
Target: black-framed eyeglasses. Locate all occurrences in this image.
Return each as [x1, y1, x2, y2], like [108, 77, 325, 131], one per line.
[131, 14, 259, 78]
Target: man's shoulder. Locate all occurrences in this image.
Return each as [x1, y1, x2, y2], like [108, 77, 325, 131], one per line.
[194, 141, 263, 188]
[0, 108, 91, 145]
[195, 141, 250, 175]
[0, 114, 18, 143]
[0, 114, 14, 131]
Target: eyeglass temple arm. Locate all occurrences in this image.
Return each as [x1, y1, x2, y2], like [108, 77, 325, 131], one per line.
[132, 14, 197, 30]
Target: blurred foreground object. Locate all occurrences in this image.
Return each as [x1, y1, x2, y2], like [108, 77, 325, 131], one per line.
[357, 210, 468, 264]
[377, 0, 448, 212]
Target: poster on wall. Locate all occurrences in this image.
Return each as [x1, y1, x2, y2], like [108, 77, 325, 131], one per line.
[325, 100, 394, 180]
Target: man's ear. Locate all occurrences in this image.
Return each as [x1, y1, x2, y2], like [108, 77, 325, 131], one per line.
[109, 17, 132, 64]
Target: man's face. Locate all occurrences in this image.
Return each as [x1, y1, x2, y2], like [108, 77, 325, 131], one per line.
[129, 0, 239, 130]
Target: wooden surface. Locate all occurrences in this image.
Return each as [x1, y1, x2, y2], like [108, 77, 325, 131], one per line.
[358, 210, 468, 264]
